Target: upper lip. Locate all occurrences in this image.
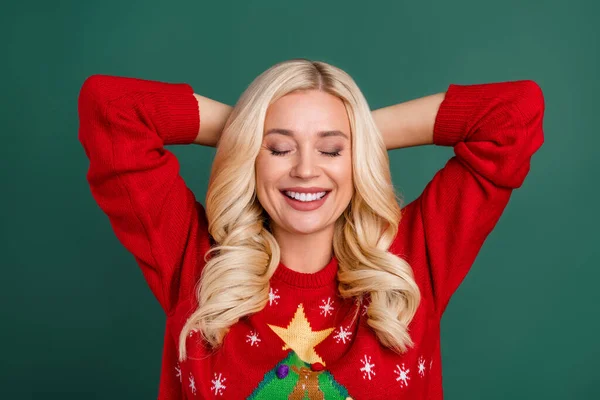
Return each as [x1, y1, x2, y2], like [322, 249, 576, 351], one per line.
[281, 187, 331, 193]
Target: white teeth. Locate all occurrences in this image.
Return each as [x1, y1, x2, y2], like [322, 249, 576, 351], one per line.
[284, 191, 327, 202]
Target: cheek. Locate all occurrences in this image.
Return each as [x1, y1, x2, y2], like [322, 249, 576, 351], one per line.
[331, 160, 353, 189]
[255, 154, 273, 182]
[255, 156, 288, 198]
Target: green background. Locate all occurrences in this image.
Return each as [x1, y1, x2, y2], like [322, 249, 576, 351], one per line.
[2, 0, 597, 398]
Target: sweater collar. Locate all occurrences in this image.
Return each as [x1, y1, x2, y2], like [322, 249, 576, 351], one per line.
[272, 255, 338, 288]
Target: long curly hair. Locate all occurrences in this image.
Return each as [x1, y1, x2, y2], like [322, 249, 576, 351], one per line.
[178, 58, 421, 361]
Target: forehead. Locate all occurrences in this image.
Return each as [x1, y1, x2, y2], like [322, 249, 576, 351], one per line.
[264, 90, 351, 138]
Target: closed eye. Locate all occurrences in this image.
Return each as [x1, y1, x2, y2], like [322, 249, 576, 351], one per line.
[269, 150, 341, 157]
[269, 149, 290, 156]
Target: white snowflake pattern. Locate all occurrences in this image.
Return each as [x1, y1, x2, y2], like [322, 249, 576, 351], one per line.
[211, 372, 227, 396]
[189, 328, 197, 338]
[246, 330, 261, 347]
[354, 298, 368, 316]
[188, 372, 197, 396]
[333, 326, 352, 344]
[268, 287, 280, 306]
[319, 297, 335, 317]
[418, 356, 426, 377]
[174, 363, 182, 383]
[394, 363, 411, 388]
[360, 354, 376, 380]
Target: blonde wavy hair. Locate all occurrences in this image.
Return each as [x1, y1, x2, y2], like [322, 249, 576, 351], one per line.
[178, 58, 421, 361]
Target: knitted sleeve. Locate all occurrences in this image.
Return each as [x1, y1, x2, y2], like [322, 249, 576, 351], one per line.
[391, 80, 545, 317]
[77, 74, 211, 316]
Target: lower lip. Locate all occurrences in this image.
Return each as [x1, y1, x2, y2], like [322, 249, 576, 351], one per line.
[281, 191, 331, 211]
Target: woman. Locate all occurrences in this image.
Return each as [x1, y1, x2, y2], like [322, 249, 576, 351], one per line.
[78, 59, 544, 399]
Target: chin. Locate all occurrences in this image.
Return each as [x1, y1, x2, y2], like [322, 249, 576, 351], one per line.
[288, 222, 331, 235]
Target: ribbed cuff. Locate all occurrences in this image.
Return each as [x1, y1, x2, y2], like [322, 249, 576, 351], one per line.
[433, 83, 487, 147]
[150, 83, 200, 145]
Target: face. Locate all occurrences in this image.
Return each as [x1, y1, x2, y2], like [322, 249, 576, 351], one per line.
[255, 89, 353, 236]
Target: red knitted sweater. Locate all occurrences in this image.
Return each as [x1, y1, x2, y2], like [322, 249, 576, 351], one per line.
[77, 74, 544, 399]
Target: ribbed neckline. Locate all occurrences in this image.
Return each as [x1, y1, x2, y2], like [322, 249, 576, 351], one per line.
[272, 255, 339, 288]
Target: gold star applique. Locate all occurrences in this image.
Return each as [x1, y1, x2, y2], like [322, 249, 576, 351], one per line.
[267, 304, 334, 365]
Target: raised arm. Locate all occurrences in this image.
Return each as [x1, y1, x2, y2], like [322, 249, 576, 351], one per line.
[372, 91, 446, 150]
[192, 93, 232, 146]
[78, 74, 217, 315]
[387, 80, 545, 317]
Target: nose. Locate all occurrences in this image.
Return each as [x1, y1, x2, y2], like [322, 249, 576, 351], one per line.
[291, 149, 319, 179]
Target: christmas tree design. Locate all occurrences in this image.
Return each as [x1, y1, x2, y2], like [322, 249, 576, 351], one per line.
[248, 304, 354, 400]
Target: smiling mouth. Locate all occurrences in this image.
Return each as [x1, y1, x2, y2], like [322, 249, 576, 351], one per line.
[280, 190, 330, 202]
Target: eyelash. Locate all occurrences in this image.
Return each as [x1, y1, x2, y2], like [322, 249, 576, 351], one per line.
[269, 150, 341, 157]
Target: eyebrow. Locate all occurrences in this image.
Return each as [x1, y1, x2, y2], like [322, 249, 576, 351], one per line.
[265, 128, 349, 140]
